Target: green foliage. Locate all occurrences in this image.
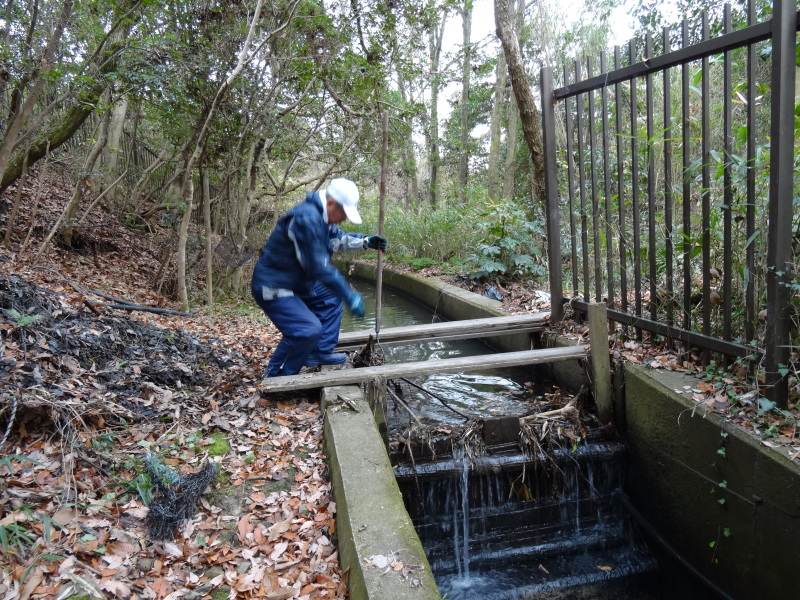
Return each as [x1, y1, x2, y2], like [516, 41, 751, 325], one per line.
[407, 257, 437, 271]
[357, 203, 481, 263]
[2, 309, 44, 327]
[465, 201, 547, 281]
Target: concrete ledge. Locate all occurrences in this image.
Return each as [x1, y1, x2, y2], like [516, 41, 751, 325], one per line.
[624, 364, 800, 600]
[321, 386, 440, 600]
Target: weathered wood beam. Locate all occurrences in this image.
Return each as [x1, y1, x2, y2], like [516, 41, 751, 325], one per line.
[335, 313, 549, 350]
[259, 345, 585, 393]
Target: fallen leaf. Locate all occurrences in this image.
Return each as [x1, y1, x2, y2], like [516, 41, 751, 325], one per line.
[265, 587, 296, 599]
[101, 579, 132, 598]
[268, 517, 293, 542]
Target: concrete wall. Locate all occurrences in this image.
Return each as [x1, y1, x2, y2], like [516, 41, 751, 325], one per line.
[624, 365, 800, 600]
[328, 263, 800, 600]
[321, 386, 440, 600]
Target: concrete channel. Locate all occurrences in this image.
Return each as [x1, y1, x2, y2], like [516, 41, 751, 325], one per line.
[319, 262, 800, 600]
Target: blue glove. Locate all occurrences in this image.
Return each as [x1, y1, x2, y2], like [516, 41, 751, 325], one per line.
[364, 235, 388, 252]
[348, 292, 365, 318]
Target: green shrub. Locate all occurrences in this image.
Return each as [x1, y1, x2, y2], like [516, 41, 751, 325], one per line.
[465, 201, 548, 281]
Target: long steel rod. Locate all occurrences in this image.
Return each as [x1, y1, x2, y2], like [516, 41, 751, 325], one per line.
[629, 40, 642, 327]
[646, 33, 657, 321]
[563, 64, 579, 296]
[663, 26, 674, 328]
[615, 46, 628, 313]
[600, 51, 615, 311]
[723, 5, 733, 345]
[575, 60, 590, 301]
[764, 0, 797, 408]
[587, 56, 602, 302]
[701, 11, 711, 365]
[745, 0, 757, 344]
[681, 19, 692, 334]
[542, 66, 564, 322]
[375, 111, 388, 336]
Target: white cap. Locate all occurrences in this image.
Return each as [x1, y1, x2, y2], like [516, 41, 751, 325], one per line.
[326, 178, 361, 224]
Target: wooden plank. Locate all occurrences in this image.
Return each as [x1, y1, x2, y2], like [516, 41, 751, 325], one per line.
[587, 302, 612, 425]
[335, 313, 549, 350]
[259, 345, 586, 393]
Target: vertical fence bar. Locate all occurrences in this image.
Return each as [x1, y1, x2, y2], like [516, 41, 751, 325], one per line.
[615, 46, 628, 313]
[745, 0, 757, 346]
[701, 11, 711, 365]
[764, 0, 796, 408]
[600, 51, 615, 310]
[646, 34, 657, 321]
[681, 20, 692, 335]
[663, 27, 674, 328]
[541, 67, 564, 323]
[576, 60, 590, 301]
[587, 56, 602, 302]
[629, 41, 643, 331]
[564, 65, 579, 296]
[722, 4, 733, 346]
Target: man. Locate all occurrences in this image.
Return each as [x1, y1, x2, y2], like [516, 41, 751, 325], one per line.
[251, 178, 388, 379]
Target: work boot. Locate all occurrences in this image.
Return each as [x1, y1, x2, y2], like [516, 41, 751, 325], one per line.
[305, 352, 347, 367]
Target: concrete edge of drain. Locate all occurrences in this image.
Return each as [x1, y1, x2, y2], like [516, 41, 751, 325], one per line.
[321, 385, 441, 600]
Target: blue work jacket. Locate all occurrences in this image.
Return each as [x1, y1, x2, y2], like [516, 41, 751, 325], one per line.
[251, 191, 366, 301]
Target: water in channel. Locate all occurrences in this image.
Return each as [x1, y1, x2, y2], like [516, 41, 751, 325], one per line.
[341, 280, 717, 600]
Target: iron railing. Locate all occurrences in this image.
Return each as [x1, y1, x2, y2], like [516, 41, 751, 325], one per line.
[541, 0, 799, 407]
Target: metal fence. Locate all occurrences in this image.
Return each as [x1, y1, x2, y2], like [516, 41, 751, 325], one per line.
[540, 0, 798, 407]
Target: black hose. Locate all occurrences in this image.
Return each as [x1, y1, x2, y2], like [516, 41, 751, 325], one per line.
[613, 490, 737, 600]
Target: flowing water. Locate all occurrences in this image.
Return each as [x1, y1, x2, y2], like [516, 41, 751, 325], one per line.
[342, 280, 718, 600]
[341, 281, 554, 432]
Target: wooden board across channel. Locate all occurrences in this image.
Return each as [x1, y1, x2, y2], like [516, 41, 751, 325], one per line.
[259, 345, 586, 393]
[335, 313, 549, 350]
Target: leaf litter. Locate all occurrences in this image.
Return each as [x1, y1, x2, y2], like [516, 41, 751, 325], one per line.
[0, 226, 347, 597]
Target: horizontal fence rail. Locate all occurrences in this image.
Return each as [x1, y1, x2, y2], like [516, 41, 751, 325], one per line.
[541, 0, 798, 407]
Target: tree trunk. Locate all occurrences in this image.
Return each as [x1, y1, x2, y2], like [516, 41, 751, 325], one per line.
[495, 0, 545, 204]
[397, 74, 419, 209]
[501, 0, 526, 201]
[0, 0, 73, 195]
[201, 164, 213, 305]
[176, 0, 267, 309]
[101, 95, 129, 192]
[427, 15, 447, 209]
[487, 47, 507, 199]
[1, 59, 115, 193]
[62, 107, 110, 246]
[458, 0, 473, 199]
[3, 150, 29, 247]
[502, 93, 520, 199]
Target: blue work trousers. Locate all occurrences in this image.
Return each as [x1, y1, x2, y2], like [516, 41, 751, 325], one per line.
[254, 282, 344, 378]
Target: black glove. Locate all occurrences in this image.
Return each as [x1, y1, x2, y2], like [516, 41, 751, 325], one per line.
[365, 235, 388, 252]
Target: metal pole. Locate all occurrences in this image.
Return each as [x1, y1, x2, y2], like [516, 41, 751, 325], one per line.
[375, 111, 388, 336]
[541, 66, 563, 322]
[764, 0, 796, 408]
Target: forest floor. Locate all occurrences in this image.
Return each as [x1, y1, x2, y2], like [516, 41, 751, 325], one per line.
[0, 169, 798, 600]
